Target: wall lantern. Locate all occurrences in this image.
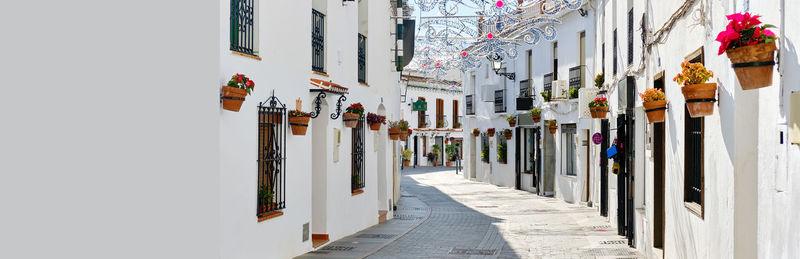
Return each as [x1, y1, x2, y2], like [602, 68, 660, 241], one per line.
[488, 53, 515, 81]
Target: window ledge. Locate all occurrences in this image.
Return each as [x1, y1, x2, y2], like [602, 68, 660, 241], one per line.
[257, 211, 284, 222]
[351, 189, 364, 196]
[684, 202, 703, 219]
[312, 71, 329, 77]
[359, 82, 370, 87]
[231, 51, 261, 61]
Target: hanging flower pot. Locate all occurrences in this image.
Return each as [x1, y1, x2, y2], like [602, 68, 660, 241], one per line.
[674, 61, 717, 118]
[530, 108, 542, 123]
[716, 12, 778, 90]
[388, 120, 409, 141]
[367, 112, 386, 131]
[343, 103, 365, 128]
[640, 88, 668, 123]
[589, 97, 609, 118]
[503, 129, 513, 140]
[388, 128, 401, 140]
[473, 128, 480, 137]
[288, 110, 311, 135]
[547, 120, 558, 134]
[506, 115, 517, 127]
[487, 128, 496, 137]
[221, 73, 254, 112]
[400, 129, 410, 141]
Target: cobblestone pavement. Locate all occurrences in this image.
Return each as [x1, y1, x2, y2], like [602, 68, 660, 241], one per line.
[367, 167, 642, 259]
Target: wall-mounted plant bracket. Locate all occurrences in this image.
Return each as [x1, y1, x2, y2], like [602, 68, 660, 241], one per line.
[309, 88, 348, 119]
[309, 91, 326, 118]
[332, 95, 348, 119]
[644, 102, 670, 113]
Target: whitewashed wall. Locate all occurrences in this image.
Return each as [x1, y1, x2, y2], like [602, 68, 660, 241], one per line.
[400, 82, 464, 166]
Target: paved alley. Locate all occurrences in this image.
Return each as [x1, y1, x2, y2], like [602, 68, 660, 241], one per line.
[300, 167, 642, 258]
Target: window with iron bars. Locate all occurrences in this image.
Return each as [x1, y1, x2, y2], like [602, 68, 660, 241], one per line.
[358, 33, 367, 83]
[569, 65, 584, 99]
[465, 95, 474, 115]
[628, 9, 634, 65]
[257, 96, 287, 218]
[494, 90, 506, 113]
[312, 9, 325, 73]
[481, 134, 490, 163]
[543, 73, 554, 93]
[519, 79, 531, 97]
[230, 0, 256, 55]
[351, 117, 365, 192]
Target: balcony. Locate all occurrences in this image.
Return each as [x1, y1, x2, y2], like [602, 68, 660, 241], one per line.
[436, 115, 449, 128]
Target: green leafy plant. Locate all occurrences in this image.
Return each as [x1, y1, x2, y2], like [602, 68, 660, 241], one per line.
[445, 144, 457, 161]
[398, 120, 410, 131]
[540, 91, 551, 102]
[594, 73, 604, 88]
[388, 120, 400, 129]
[547, 120, 557, 127]
[402, 149, 413, 162]
[437, 120, 445, 128]
[432, 144, 441, 156]
[497, 142, 507, 163]
[530, 108, 542, 116]
[503, 129, 512, 135]
[453, 121, 462, 128]
[288, 110, 311, 117]
[352, 174, 361, 186]
[569, 88, 579, 99]
[673, 61, 714, 86]
[481, 144, 489, 163]
[258, 185, 274, 210]
[506, 114, 517, 122]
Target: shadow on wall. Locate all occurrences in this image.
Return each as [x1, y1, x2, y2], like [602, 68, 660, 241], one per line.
[373, 167, 522, 258]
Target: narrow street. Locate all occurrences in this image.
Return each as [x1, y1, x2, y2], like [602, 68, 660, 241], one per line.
[300, 167, 642, 258]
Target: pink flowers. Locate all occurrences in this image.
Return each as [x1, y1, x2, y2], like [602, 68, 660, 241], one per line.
[715, 12, 777, 55]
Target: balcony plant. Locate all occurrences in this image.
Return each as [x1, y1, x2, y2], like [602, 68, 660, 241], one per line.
[503, 129, 513, 140]
[569, 88, 579, 99]
[445, 144, 456, 166]
[431, 144, 442, 166]
[716, 12, 778, 90]
[540, 91, 551, 102]
[674, 61, 716, 118]
[258, 184, 274, 213]
[419, 121, 428, 128]
[454, 121, 462, 128]
[497, 142, 507, 164]
[343, 103, 364, 128]
[640, 88, 667, 123]
[288, 110, 311, 135]
[595, 73, 604, 88]
[473, 128, 480, 136]
[398, 120, 410, 141]
[366, 113, 386, 131]
[437, 120, 445, 128]
[402, 149, 413, 167]
[388, 121, 401, 141]
[588, 97, 609, 118]
[506, 114, 517, 127]
[481, 144, 489, 163]
[530, 108, 542, 123]
[222, 73, 255, 112]
[547, 120, 558, 134]
[487, 128, 496, 137]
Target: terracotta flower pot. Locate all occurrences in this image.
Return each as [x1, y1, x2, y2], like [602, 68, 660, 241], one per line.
[343, 113, 360, 128]
[504, 132, 512, 140]
[433, 161, 438, 167]
[388, 128, 401, 140]
[487, 129, 495, 137]
[532, 115, 541, 123]
[403, 161, 410, 167]
[727, 42, 776, 90]
[473, 131, 480, 137]
[399, 132, 408, 141]
[508, 120, 516, 127]
[446, 161, 453, 167]
[548, 125, 557, 134]
[288, 116, 310, 135]
[643, 100, 668, 123]
[221, 86, 247, 112]
[681, 83, 717, 118]
[369, 123, 382, 131]
[590, 106, 609, 118]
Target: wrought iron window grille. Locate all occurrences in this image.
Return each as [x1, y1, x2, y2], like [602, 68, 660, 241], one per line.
[465, 95, 474, 115]
[230, 0, 255, 55]
[257, 91, 287, 216]
[569, 65, 585, 91]
[494, 90, 506, 113]
[543, 73, 554, 93]
[351, 117, 365, 191]
[312, 9, 325, 73]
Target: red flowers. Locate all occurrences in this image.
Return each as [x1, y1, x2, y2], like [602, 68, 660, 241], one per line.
[227, 73, 255, 95]
[589, 97, 608, 108]
[345, 103, 365, 116]
[716, 12, 777, 55]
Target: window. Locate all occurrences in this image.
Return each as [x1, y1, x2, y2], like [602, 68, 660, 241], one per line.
[520, 79, 530, 97]
[579, 31, 586, 88]
[569, 66, 582, 97]
[481, 134, 490, 163]
[527, 50, 533, 80]
[230, 0, 258, 56]
[494, 90, 505, 113]
[602, 43, 605, 76]
[358, 34, 367, 83]
[684, 49, 704, 216]
[497, 134, 507, 164]
[465, 95, 474, 115]
[543, 73, 554, 94]
[436, 98, 444, 128]
[351, 117, 365, 192]
[417, 97, 426, 128]
[613, 29, 618, 74]
[552, 42, 559, 80]
[628, 9, 634, 65]
[452, 100, 459, 128]
[312, 8, 325, 73]
[561, 124, 577, 176]
[257, 96, 286, 219]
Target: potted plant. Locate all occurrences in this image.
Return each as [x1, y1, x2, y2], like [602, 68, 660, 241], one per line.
[569, 88, 579, 99]
[530, 108, 542, 123]
[674, 61, 717, 118]
[222, 73, 255, 112]
[258, 184, 274, 213]
[481, 144, 489, 163]
[288, 110, 311, 135]
[503, 129, 513, 140]
[343, 103, 364, 128]
[487, 128, 496, 137]
[388, 121, 401, 141]
[445, 144, 456, 166]
[473, 128, 480, 136]
[716, 12, 778, 90]
[437, 120, 445, 128]
[366, 113, 386, 131]
[540, 91, 551, 102]
[420, 121, 428, 128]
[402, 149, 413, 167]
[506, 114, 517, 127]
[640, 88, 667, 123]
[589, 97, 609, 118]
[547, 120, 558, 134]
[431, 144, 441, 166]
[426, 152, 438, 167]
[497, 142, 507, 164]
[398, 120, 410, 141]
[595, 73, 604, 88]
[453, 121, 462, 128]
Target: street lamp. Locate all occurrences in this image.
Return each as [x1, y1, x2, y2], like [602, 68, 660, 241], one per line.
[488, 53, 515, 81]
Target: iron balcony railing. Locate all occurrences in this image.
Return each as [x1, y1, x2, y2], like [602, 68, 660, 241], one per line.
[494, 90, 506, 113]
[569, 65, 585, 90]
[230, 0, 255, 55]
[436, 115, 448, 128]
[465, 94, 474, 115]
[312, 9, 325, 73]
[519, 79, 531, 97]
[543, 73, 554, 93]
[358, 33, 366, 83]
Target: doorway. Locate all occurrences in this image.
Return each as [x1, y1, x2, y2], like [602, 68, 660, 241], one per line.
[311, 99, 329, 247]
[435, 136, 444, 166]
[542, 126, 556, 196]
[653, 73, 666, 250]
[515, 128, 521, 190]
[585, 130, 591, 203]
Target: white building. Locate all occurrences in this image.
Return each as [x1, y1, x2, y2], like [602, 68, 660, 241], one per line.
[400, 71, 465, 167]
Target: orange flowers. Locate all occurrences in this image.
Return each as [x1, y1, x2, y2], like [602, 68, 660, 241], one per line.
[673, 62, 714, 86]
[639, 88, 666, 102]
